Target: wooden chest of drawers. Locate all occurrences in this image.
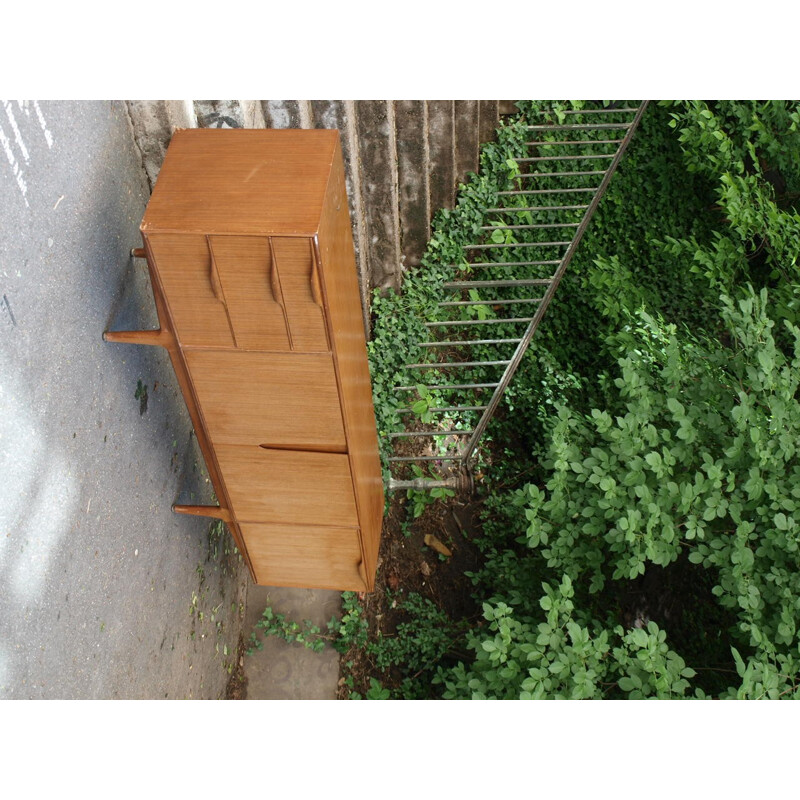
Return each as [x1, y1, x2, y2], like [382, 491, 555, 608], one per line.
[107, 129, 384, 591]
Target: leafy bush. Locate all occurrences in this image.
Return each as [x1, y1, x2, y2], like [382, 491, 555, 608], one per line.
[437, 575, 695, 699]
[368, 100, 800, 699]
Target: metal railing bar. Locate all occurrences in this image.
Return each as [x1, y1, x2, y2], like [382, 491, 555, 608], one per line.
[525, 122, 631, 131]
[532, 107, 640, 115]
[405, 359, 512, 369]
[497, 187, 600, 196]
[419, 338, 523, 347]
[460, 102, 649, 466]
[424, 317, 536, 327]
[479, 222, 580, 231]
[444, 278, 552, 288]
[388, 478, 464, 490]
[389, 430, 475, 438]
[396, 406, 488, 413]
[517, 154, 615, 162]
[388, 455, 463, 462]
[441, 260, 562, 268]
[439, 298, 544, 308]
[464, 241, 571, 250]
[525, 139, 625, 147]
[483, 205, 589, 213]
[515, 170, 607, 179]
[394, 382, 499, 392]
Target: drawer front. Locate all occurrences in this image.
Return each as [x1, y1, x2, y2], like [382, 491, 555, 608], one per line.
[147, 234, 236, 347]
[186, 350, 346, 450]
[216, 445, 358, 527]
[242, 522, 366, 591]
[271, 237, 328, 351]
[208, 235, 291, 351]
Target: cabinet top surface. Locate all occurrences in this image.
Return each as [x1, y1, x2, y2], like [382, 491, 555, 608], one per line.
[141, 129, 340, 236]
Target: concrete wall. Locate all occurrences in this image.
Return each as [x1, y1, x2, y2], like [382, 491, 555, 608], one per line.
[126, 100, 509, 325]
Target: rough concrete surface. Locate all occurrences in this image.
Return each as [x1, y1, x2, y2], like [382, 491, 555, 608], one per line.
[243, 586, 340, 699]
[395, 100, 429, 270]
[454, 100, 480, 184]
[427, 100, 456, 214]
[0, 100, 248, 699]
[354, 100, 402, 292]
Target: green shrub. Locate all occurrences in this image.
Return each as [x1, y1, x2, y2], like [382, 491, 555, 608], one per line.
[369, 100, 800, 699]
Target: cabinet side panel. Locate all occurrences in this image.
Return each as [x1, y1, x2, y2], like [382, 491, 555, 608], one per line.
[316, 140, 385, 590]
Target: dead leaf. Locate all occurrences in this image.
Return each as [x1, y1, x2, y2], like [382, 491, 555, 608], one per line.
[424, 533, 452, 557]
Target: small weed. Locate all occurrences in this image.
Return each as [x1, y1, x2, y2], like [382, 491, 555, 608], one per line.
[363, 678, 391, 700]
[246, 591, 368, 656]
[406, 465, 455, 519]
[367, 591, 460, 677]
[134, 379, 148, 415]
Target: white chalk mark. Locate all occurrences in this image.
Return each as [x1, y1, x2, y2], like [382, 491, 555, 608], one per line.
[54, 195, 64, 210]
[3, 100, 30, 164]
[0, 119, 29, 207]
[32, 101, 53, 148]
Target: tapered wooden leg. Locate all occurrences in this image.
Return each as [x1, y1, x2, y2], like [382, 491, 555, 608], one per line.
[172, 504, 232, 523]
[103, 329, 169, 347]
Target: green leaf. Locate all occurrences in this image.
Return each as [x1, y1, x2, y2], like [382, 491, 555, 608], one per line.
[630, 628, 649, 648]
[411, 400, 428, 415]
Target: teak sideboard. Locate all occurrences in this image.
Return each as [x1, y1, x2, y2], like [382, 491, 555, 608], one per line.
[105, 129, 384, 591]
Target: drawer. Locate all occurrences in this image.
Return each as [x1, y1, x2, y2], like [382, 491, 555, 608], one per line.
[207, 235, 291, 351]
[186, 350, 346, 450]
[147, 234, 236, 348]
[209, 235, 328, 352]
[215, 445, 358, 527]
[242, 522, 366, 591]
[271, 237, 329, 351]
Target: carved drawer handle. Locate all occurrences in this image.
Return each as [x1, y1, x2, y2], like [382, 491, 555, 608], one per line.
[270, 258, 283, 307]
[310, 254, 323, 308]
[207, 237, 225, 303]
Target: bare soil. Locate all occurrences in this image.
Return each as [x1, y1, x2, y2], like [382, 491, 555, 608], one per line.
[336, 489, 485, 699]
[225, 634, 248, 699]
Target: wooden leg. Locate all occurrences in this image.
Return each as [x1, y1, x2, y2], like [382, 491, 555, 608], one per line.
[173, 504, 232, 523]
[131, 247, 147, 258]
[103, 329, 169, 347]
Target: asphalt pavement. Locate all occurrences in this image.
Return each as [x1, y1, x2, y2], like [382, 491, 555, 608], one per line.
[0, 100, 248, 699]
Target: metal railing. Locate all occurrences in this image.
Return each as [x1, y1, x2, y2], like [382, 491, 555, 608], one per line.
[388, 102, 649, 492]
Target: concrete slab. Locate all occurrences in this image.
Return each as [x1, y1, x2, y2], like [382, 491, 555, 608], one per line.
[243, 586, 341, 700]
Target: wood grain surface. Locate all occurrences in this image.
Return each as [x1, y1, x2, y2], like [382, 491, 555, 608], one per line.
[141, 129, 339, 236]
[242, 522, 366, 591]
[140, 129, 384, 590]
[208, 235, 291, 351]
[271, 237, 329, 351]
[146, 233, 236, 347]
[185, 350, 346, 449]
[215, 445, 359, 528]
[316, 141, 385, 588]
